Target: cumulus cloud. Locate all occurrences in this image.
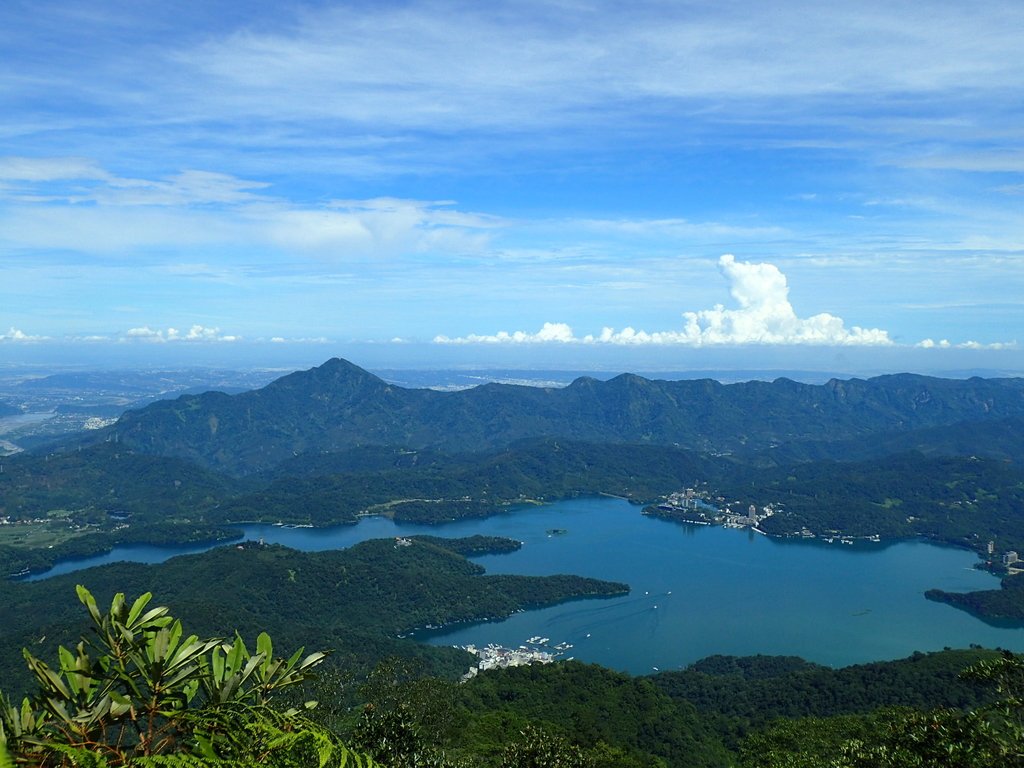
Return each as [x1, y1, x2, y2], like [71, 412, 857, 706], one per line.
[435, 322, 576, 345]
[0, 327, 47, 343]
[436, 255, 894, 347]
[917, 338, 1017, 350]
[121, 325, 238, 343]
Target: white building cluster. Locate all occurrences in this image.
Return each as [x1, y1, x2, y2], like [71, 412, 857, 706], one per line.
[459, 641, 566, 681]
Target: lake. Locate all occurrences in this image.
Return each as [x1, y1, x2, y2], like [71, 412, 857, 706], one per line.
[25, 497, 1024, 673]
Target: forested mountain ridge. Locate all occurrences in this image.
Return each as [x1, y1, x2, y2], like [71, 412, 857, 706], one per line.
[97, 358, 1024, 475]
[748, 414, 1024, 464]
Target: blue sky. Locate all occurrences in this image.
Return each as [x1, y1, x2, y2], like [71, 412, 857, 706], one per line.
[2, 0, 1023, 373]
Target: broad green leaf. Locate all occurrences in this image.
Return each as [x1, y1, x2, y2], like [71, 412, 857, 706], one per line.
[133, 606, 170, 629]
[125, 592, 153, 627]
[297, 651, 329, 672]
[107, 691, 133, 719]
[109, 593, 125, 620]
[23, 653, 71, 699]
[256, 632, 273, 668]
[76, 585, 102, 625]
[226, 635, 248, 674]
[19, 698, 35, 732]
[211, 646, 226, 683]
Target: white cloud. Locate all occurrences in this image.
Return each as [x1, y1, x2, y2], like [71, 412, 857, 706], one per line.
[435, 322, 577, 345]
[677, 254, 893, 346]
[169, 1, 1024, 137]
[957, 340, 1018, 350]
[917, 338, 1017, 350]
[995, 184, 1024, 195]
[0, 161, 502, 260]
[121, 325, 238, 343]
[258, 335, 331, 344]
[0, 156, 109, 182]
[124, 326, 164, 341]
[0, 327, 47, 342]
[96, 170, 272, 207]
[436, 255, 894, 347]
[900, 152, 1024, 173]
[0, 159, 270, 207]
[267, 198, 500, 258]
[573, 218, 787, 241]
[9, 1, 1024, 150]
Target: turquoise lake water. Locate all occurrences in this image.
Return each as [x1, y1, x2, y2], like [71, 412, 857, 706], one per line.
[26, 497, 1024, 673]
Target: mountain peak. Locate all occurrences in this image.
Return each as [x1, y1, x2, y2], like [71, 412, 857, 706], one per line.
[319, 357, 372, 373]
[266, 357, 389, 394]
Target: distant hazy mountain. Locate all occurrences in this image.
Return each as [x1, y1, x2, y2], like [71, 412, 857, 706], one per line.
[101, 357, 1024, 475]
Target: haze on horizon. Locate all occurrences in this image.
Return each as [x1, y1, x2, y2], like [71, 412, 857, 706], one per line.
[2, 1, 1022, 375]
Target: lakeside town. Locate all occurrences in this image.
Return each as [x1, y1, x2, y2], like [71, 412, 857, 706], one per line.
[646, 486, 1023, 575]
[459, 637, 573, 681]
[644, 486, 776, 530]
[644, 486, 879, 545]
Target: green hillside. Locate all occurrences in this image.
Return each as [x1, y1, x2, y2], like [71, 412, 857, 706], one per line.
[0, 536, 627, 696]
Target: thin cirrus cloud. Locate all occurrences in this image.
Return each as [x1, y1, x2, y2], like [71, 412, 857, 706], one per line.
[0, 156, 110, 183]
[435, 254, 896, 347]
[171, 1, 1024, 135]
[8, 1, 1022, 175]
[0, 159, 502, 259]
[0, 158, 268, 206]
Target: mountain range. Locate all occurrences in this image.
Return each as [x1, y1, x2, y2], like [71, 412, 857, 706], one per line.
[98, 357, 1024, 476]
